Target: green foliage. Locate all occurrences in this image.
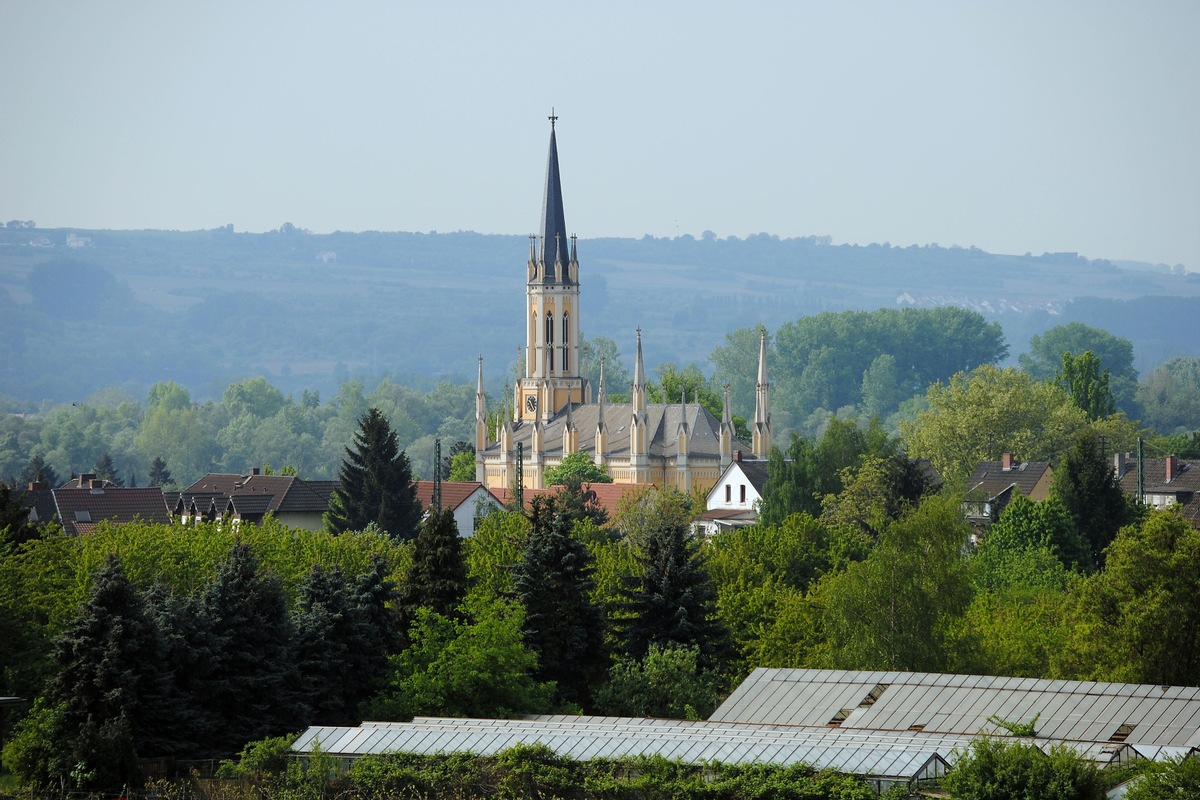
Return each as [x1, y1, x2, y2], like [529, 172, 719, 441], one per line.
[1125, 754, 1200, 800]
[820, 454, 937, 540]
[345, 746, 878, 799]
[1137, 356, 1200, 435]
[594, 645, 721, 719]
[0, 481, 42, 551]
[815, 494, 974, 672]
[1055, 351, 1115, 421]
[1, 698, 70, 793]
[1021, 322, 1138, 413]
[464, 509, 530, 600]
[771, 307, 1008, 426]
[901, 365, 1089, 484]
[612, 495, 730, 671]
[961, 585, 1071, 679]
[759, 420, 892, 529]
[326, 407, 422, 539]
[513, 494, 608, 707]
[448, 448, 477, 481]
[293, 561, 400, 725]
[193, 542, 305, 754]
[1051, 431, 1128, 569]
[146, 455, 173, 487]
[975, 495, 1087, 582]
[215, 732, 298, 779]
[544, 450, 614, 485]
[396, 506, 468, 633]
[943, 737, 1105, 800]
[367, 598, 554, 721]
[1064, 509, 1200, 686]
[987, 712, 1040, 737]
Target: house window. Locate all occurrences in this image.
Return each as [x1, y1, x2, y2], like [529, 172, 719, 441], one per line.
[725, 485, 731, 503]
[740, 485, 746, 504]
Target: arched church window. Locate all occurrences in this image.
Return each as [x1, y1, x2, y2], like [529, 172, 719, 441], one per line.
[562, 312, 570, 372]
[545, 312, 555, 372]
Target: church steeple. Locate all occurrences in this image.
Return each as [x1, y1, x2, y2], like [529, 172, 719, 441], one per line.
[540, 112, 571, 276]
[520, 114, 585, 422]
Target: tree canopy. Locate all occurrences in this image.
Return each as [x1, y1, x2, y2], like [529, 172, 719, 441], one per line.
[901, 365, 1089, 484]
[326, 407, 422, 539]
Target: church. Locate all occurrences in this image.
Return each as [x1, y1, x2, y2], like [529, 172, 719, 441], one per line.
[474, 117, 772, 494]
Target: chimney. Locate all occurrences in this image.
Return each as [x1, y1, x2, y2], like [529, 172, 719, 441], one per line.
[90, 479, 105, 489]
[1001, 453, 1014, 471]
[27, 481, 46, 491]
[250, 467, 261, 476]
[734, 450, 742, 462]
[1113, 452, 1126, 477]
[1166, 455, 1180, 482]
[79, 472, 97, 486]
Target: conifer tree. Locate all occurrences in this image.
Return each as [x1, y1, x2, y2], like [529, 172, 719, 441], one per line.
[192, 542, 304, 754]
[614, 496, 730, 671]
[147, 456, 173, 488]
[1052, 432, 1128, 569]
[326, 407, 422, 539]
[345, 555, 402, 710]
[513, 494, 607, 707]
[0, 481, 41, 550]
[293, 565, 355, 724]
[93, 453, 124, 486]
[48, 555, 171, 789]
[19, 455, 59, 489]
[397, 507, 468, 633]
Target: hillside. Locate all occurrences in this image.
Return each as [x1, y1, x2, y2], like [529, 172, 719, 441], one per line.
[2, 225, 1198, 405]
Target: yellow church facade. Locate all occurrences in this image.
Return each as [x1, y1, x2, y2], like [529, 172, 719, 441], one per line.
[474, 118, 772, 494]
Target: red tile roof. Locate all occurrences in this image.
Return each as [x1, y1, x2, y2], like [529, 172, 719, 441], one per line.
[491, 482, 650, 517]
[414, 481, 501, 513]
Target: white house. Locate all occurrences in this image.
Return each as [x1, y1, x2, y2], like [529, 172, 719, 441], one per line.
[695, 456, 769, 535]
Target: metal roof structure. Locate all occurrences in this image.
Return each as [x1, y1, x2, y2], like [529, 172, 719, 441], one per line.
[293, 669, 1200, 790]
[712, 669, 1200, 749]
[295, 716, 954, 789]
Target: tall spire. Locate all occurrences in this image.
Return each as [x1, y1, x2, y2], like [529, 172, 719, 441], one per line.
[540, 113, 571, 274]
[632, 327, 646, 414]
[753, 325, 772, 457]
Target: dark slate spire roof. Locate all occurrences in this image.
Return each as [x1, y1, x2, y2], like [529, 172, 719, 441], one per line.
[539, 118, 571, 276]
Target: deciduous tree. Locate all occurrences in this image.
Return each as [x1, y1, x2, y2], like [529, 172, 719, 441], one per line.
[901, 365, 1088, 484]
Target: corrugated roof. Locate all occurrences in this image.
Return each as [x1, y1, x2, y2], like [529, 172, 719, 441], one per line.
[711, 669, 1200, 748]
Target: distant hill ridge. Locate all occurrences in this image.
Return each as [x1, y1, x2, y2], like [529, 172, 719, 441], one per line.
[2, 226, 1198, 405]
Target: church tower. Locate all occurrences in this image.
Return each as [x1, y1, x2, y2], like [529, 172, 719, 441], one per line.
[517, 114, 587, 423]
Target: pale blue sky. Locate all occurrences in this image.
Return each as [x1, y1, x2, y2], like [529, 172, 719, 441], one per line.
[3, 1, 1198, 269]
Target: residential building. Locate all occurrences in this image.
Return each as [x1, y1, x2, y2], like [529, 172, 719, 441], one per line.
[178, 469, 338, 531]
[963, 453, 1053, 530]
[413, 480, 503, 537]
[1114, 451, 1200, 529]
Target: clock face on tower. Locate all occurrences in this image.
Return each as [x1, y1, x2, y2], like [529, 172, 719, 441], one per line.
[525, 394, 538, 413]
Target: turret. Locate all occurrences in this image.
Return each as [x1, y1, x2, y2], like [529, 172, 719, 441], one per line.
[753, 325, 772, 457]
[719, 382, 735, 467]
[475, 355, 488, 482]
[595, 356, 609, 467]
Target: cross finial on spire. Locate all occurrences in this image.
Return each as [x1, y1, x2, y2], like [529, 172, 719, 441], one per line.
[549, 108, 558, 128]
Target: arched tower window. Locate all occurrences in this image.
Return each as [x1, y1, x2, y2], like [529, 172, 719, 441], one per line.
[545, 312, 555, 373]
[561, 312, 570, 372]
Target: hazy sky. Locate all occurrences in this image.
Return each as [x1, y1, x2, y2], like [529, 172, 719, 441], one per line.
[3, 2, 1198, 269]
